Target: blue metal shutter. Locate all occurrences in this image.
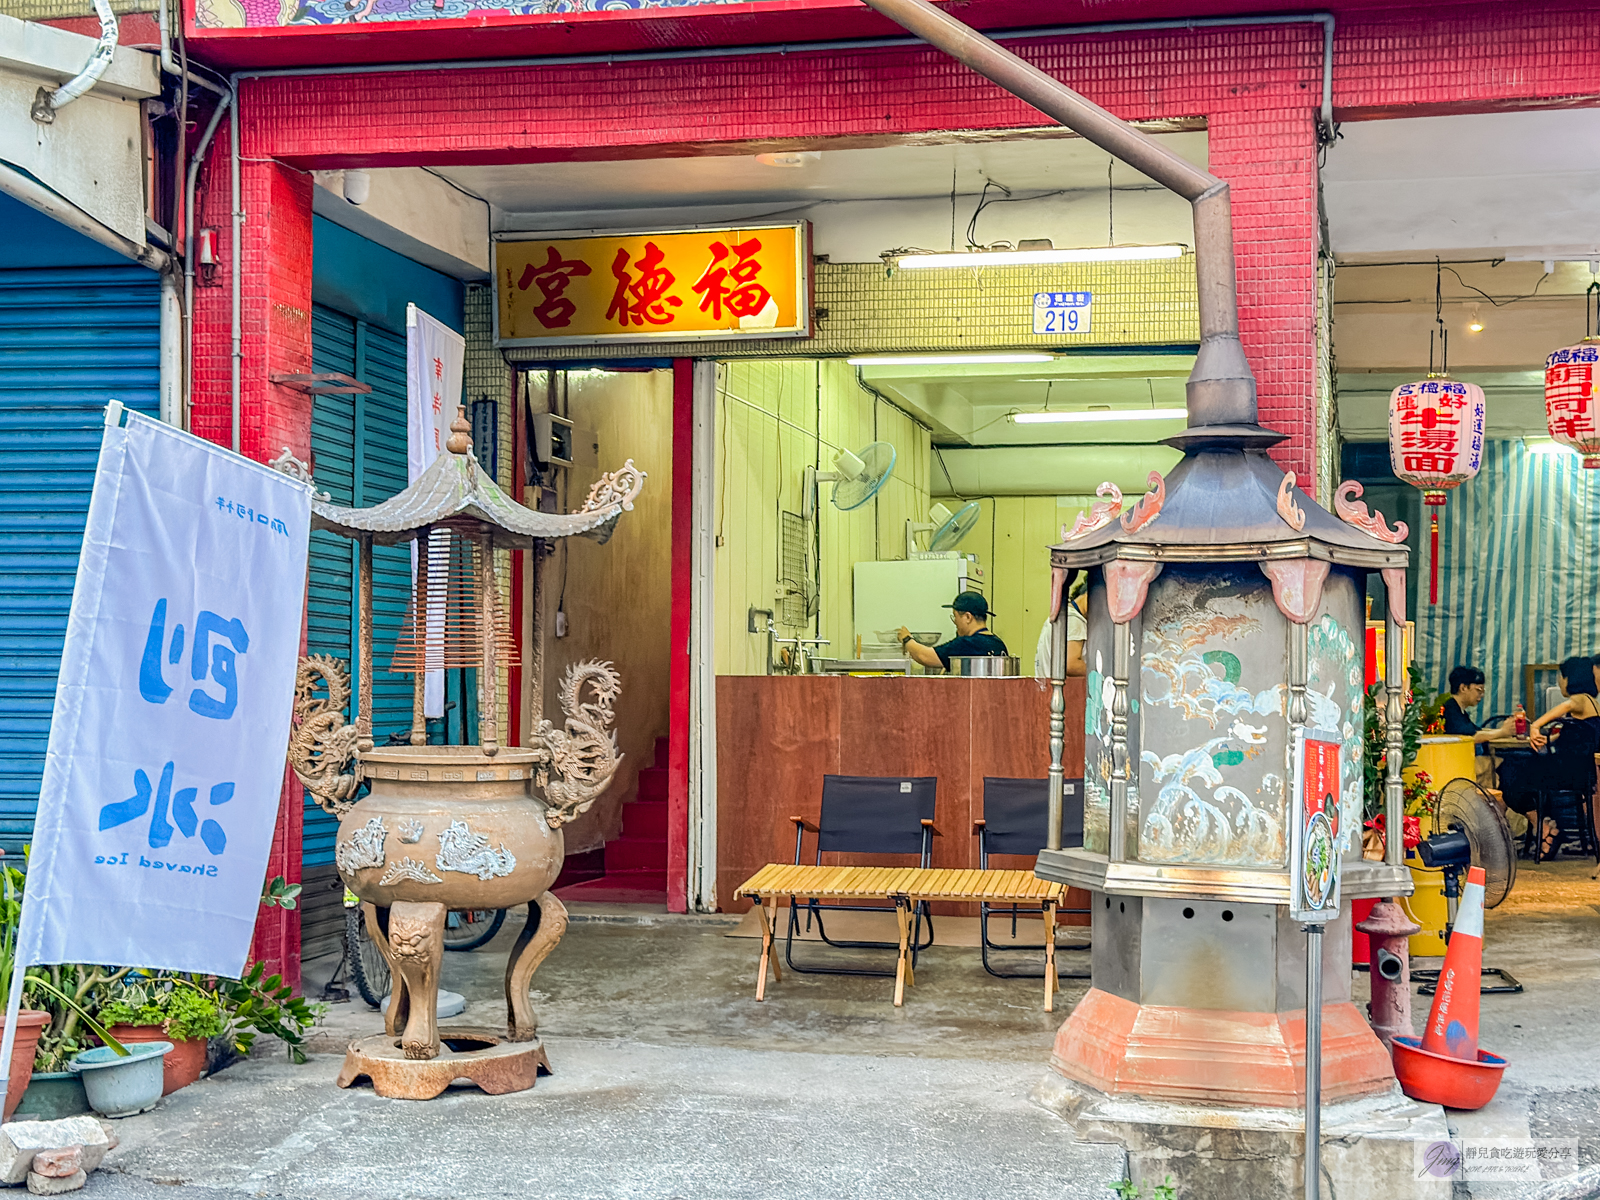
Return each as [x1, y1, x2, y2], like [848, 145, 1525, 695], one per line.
[304, 305, 415, 866]
[0, 265, 159, 853]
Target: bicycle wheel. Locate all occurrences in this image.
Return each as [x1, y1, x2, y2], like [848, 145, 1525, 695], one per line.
[442, 908, 507, 951]
[345, 905, 391, 1008]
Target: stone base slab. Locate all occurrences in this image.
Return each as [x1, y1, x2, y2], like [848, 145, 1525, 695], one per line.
[336, 1027, 552, 1101]
[1034, 1072, 1452, 1200]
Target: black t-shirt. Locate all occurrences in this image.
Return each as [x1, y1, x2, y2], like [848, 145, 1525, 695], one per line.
[934, 630, 1008, 669]
[1441, 697, 1478, 737]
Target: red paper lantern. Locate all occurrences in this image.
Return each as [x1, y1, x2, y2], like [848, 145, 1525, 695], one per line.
[1544, 338, 1600, 468]
[1389, 375, 1485, 604]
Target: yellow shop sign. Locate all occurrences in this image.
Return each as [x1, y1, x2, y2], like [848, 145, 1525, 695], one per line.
[494, 223, 812, 347]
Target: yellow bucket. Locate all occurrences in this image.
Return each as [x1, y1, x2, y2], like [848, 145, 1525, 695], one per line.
[1401, 866, 1450, 957]
[1404, 735, 1476, 790]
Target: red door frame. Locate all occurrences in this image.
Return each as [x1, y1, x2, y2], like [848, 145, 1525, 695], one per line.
[666, 360, 695, 913]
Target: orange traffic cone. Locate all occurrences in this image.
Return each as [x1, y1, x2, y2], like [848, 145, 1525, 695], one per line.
[1420, 865, 1484, 1061]
[1391, 865, 1508, 1109]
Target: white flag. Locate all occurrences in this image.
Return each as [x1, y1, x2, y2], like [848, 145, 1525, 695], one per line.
[406, 303, 465, 720]
[17, 408, 311, 977]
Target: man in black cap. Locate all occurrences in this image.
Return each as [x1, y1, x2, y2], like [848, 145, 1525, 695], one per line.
[895, 591, 1008, 671]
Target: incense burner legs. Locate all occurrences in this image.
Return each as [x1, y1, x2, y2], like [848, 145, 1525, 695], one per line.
[387, 901, 446, 1059]
[506, 893, 568, 1041]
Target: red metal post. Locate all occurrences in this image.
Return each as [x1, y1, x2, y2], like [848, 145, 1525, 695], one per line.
[510, 378, 527, 747]
[666, 359, 694, 913]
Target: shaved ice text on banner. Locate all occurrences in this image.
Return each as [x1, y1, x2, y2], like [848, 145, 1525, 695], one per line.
[406, 302, 464, 720]
[17, 406, 312, 979]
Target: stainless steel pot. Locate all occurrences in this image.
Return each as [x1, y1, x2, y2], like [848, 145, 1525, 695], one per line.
[946, 655, 1020, 677]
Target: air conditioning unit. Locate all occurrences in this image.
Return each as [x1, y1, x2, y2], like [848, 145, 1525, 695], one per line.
[531, 412, 575, 468]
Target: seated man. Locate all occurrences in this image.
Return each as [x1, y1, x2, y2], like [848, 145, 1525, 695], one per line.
[1440, 666, 1517, 791]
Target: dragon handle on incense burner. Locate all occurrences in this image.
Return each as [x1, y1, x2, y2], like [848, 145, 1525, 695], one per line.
[288, 654, 362, 817]
[532, 660, 624, 829]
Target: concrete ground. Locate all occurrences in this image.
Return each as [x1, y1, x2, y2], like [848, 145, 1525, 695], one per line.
[68, 861, 1600, 1200]
[86, 908, 1122, 1200]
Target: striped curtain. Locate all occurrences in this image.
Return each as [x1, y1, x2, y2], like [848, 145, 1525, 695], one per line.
[1417, 439, 1600, 718]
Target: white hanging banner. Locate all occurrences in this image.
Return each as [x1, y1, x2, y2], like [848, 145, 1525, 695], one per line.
[16, 407, 312, 977]
[406, 303, 465, 720]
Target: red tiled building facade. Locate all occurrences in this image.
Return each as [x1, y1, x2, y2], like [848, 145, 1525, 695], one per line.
[182, 0, 1600, 980]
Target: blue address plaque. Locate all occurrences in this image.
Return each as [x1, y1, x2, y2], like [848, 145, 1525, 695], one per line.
[1033, 291, 1093, 335]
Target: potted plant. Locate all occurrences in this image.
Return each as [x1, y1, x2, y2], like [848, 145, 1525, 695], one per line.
[98, 980, 225, 1095]
[0, 864, 49, 1120]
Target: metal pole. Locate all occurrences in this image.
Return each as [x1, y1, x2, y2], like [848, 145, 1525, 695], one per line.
[410, 530, 429, 746]
[356, 533, 374, 753]
[478, 535, 500, 755]
[228, 87, 242, 455]
[688, 359, 720, 911]
[1046, 609, 1067, 851]
[1384, 612, 1405, 868]
[1304, 923, 1324, 1200]
[0, 950, 28, 1116]
[1108, 619, 1131, 862]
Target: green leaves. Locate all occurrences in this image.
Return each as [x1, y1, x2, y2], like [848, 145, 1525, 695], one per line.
[1362, 665, 1444, 822]
[260, 877, 302, 911]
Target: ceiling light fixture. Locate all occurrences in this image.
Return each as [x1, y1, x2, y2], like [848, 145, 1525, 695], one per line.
[1467, 305, 1484, 333]
[896, 245, 1185, 270]
[848, 353, 1055, 366]
[1011, 407, 1188, 424]
[1525, 436, 1576, 456]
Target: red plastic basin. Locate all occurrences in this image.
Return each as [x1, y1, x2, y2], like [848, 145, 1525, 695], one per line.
[1391, 1035, 1507, 1110]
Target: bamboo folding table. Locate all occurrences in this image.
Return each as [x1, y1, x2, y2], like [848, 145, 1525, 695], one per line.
[734, 864, 1066, 1009]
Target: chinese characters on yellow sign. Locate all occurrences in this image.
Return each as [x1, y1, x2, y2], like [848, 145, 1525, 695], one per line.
[494, 224, 811, 347]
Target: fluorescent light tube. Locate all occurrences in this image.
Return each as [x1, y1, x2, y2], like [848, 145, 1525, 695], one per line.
[1012, 408, 1189, 424]
[848, 354, 1056, 366]
[896, 245, 1185, 269]
[1525, 437, 1575, 455]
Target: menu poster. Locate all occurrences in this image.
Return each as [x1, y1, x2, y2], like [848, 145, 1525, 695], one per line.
[1290, 728, 1344, 924]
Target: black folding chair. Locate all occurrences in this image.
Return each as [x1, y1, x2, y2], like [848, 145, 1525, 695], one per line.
[785, 775, 938, 977]
[1517, 719, 1600, 862]
[974, 777, 1090, 980]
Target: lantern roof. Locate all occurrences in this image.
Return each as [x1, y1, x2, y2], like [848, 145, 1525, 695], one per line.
[1051, 446, 1409, 571]
[271, 410, 645, 550]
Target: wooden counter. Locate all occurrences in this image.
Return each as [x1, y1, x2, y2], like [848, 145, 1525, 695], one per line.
[714, 674, 1087, 913]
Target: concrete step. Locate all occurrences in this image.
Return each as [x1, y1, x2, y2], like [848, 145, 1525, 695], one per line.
[636, 769, 668, 803]
[606, 836, 666, 872]
[620, 798, 668, 840]
[653, 736, 669, 767]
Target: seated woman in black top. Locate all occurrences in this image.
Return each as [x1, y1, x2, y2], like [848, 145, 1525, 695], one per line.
[1527, 655, 1600, 749]
[1502, 655, 1597, 855]
[896, 591, 1008, 671]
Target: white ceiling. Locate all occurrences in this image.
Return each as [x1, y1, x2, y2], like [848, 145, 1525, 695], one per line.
[434, 130, 1209, 227]
[861, 355, 1193, 447]
[1321, 108, 1600, 262]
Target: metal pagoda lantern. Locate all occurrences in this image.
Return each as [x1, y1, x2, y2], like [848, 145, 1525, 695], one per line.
[277, 409, 643, 1099]
[1036, 381, 1420, 1154]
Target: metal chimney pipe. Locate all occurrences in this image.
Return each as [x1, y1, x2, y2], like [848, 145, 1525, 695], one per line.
[858, 0, 1261, 435]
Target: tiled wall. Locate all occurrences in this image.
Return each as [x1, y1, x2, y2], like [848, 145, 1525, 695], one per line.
[713, 359, 930, 675]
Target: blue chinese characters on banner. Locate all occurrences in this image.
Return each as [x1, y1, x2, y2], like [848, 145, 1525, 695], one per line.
[17, 409, 312, 978]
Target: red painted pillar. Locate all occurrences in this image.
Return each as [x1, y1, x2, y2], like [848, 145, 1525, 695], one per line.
[666, 359, 694, 912]
[191, 101, 315, 987]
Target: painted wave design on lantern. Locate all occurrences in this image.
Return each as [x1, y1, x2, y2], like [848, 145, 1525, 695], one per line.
[1544, 340, 1600, 468]
[1136, 567, 1288, 868]
[1306, 594, 1364, 856]
[1387, 377, 1486, 501]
